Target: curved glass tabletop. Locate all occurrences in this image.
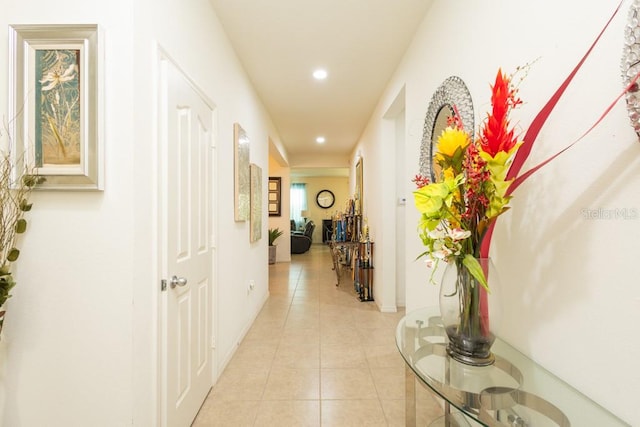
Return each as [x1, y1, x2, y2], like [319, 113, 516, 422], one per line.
[396, 307, 630, 427]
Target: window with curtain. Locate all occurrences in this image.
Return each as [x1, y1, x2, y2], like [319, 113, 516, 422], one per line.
[290, 183, 307, 229]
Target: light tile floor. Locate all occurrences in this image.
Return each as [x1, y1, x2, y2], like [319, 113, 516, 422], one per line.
[192, 244, 443, 426]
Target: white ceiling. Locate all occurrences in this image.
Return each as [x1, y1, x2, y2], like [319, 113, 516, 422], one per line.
[209, 0, 433, 169]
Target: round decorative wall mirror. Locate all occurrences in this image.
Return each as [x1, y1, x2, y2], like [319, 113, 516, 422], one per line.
[419, 76, 474, 181]
[621, 1, 640, 137]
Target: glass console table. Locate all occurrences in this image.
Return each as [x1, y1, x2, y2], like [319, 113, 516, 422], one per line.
[396, 307, 630, 427]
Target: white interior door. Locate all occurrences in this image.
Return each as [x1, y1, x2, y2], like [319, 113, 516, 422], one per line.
[159, 55, 214, 427]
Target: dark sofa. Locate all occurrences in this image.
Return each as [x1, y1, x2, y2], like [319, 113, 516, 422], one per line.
[291, 221, 315, 254]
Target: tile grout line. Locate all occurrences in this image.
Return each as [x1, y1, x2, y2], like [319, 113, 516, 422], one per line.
[253, 263, 303, 425]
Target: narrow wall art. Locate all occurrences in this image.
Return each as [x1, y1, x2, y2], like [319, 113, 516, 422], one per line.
[250, 163, 262, 242]
[9, 24, 103, 190]
[234, 123, 250, 221]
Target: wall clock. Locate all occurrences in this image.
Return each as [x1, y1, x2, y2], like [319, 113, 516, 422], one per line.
[316, 189, 335, 209]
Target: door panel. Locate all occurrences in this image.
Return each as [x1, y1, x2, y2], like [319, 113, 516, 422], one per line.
[159, 56, 214, 427]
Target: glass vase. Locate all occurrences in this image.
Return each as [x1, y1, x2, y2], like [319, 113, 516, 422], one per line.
[439, 257, 501, 366]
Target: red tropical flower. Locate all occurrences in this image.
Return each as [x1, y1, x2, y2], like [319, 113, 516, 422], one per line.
[412, 174, 430, 189]
[479, 69, 522, 157]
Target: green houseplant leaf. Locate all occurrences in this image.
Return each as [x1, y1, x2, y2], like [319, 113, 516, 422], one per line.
[268, 228, 284, 246]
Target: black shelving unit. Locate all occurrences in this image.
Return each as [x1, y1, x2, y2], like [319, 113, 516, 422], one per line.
[355, 242, 374, 301]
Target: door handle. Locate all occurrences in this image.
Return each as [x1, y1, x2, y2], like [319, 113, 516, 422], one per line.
[170, 276, 188, 289]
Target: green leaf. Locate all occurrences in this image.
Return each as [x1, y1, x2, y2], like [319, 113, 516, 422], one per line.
[413, 179, 462, 217]
[450, 145, 468, 169]
[15, 219, 27, 234]
[413, 193, 443, 217]
[462, 254, 490, 293]
[7, 248, 20, 262]
[0, 273, 16, 307]
[23, 174, 38, 187]
[21, 174, 45, 187]
[268, 228, 284, 245]
[20, 199, 33, 212]
[415, 182, 449, 198]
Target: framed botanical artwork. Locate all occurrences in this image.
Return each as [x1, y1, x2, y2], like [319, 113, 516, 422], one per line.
[234, 123, 250, 221]
[9, 24, 103, 190]
[268, 176, 281, 216]
[249, 163, 262, 243]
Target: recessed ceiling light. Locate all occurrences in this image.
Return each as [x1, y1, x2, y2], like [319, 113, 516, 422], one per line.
[313, 69, 328, 80]
[316, 136, 326, 144]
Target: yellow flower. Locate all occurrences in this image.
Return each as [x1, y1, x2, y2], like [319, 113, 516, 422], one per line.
[435, 127, 470, 161]
[442, 167, 455, 181]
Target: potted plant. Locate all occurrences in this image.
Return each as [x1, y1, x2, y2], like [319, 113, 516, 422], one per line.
[268, 228, 284, 264]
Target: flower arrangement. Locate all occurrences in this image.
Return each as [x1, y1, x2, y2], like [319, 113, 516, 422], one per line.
[410, 9, 640, 364]
[413, 69, 524, 289]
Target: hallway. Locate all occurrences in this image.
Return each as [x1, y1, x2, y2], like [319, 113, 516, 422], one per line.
[192, 244, 442, 426]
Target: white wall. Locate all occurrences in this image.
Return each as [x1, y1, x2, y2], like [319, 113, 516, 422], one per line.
[0, 0, 136, 425]
[358, 0, 640, 425]
[0, 0, 279, 425]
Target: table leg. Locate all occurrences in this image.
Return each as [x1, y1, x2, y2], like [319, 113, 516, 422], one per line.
[329, 242, 341, 286]
[405, 365, 416, 427]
